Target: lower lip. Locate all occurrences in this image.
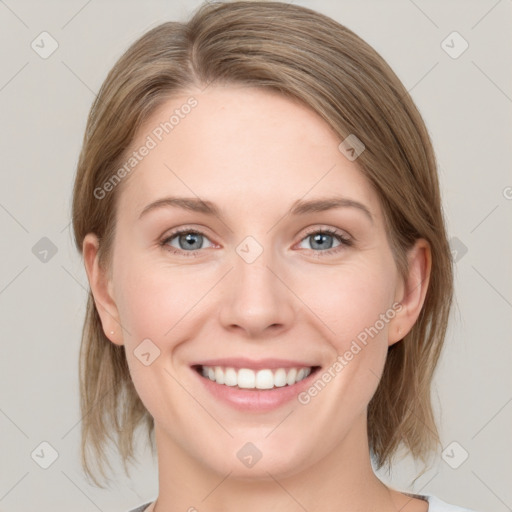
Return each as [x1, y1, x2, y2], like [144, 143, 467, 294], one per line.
[193, 367, 319, 412]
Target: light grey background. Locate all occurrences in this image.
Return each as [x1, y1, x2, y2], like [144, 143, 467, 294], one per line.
[0, 1, 511, 511]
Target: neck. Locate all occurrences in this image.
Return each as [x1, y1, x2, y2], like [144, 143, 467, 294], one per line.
[150, 415, 401, 512]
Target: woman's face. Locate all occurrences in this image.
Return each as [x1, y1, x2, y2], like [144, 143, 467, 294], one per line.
[87, 85, 423, 479]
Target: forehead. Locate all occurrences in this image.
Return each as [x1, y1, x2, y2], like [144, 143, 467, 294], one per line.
[118, 85, 380, 220]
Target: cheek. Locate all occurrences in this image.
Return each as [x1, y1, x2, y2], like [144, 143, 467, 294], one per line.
[292, 271, 392, 437]
[112, 250, 191, 343]
[299, 259, 396, 347]
[111, 257, 192, 416]
[295, 259, 397, 408]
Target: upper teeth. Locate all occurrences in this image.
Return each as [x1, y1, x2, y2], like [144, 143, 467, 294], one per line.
[201, 366, 312, 389]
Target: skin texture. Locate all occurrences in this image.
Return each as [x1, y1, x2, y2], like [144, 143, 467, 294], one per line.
[84, 85, 430, 512]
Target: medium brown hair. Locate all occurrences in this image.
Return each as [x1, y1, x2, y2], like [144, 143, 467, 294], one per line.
[72, 0, 453, 486]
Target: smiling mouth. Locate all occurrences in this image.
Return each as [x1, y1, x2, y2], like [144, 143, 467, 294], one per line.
[193, 365, 320, 390]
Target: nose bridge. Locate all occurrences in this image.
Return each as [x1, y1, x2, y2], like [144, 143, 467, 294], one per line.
[219, 236, 294, 336]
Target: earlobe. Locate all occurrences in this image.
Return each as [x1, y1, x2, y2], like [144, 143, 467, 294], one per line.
[82, 233, 124, 346]
[388, 239, 431, 346]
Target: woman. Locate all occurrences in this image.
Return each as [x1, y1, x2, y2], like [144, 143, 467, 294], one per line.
[72, 2, 478, 511]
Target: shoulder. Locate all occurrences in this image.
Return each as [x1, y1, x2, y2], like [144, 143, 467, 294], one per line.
[126, 496, 482, 512]
[127, 504, 152, 512]
[406, 492, 480, 512]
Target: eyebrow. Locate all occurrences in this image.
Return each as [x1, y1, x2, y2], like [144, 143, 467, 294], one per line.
[138, 195, 373, 223]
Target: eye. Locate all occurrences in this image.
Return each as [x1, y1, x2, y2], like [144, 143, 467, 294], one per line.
[160, 228, 214, 257]
[160, 226, 353, 258]
[297, 227, 353, 256]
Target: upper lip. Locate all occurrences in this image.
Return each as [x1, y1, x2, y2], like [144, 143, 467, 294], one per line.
[191, 358, 319, 370]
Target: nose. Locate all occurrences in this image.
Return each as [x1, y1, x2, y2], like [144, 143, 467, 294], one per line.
[218, 246, 296, 339]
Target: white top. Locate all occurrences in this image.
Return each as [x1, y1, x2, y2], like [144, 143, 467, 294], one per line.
[129, 493, 480, 511]
[404, 492, 479, 511]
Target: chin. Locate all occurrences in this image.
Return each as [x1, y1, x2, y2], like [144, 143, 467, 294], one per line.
[192, 434, 315, 482]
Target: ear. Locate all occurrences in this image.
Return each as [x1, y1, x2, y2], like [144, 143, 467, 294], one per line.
[82, 233, 124, 346]
[388, 238, 431, 346]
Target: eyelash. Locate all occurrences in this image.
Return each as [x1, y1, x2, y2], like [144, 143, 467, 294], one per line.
[159, 226, 353, 258]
